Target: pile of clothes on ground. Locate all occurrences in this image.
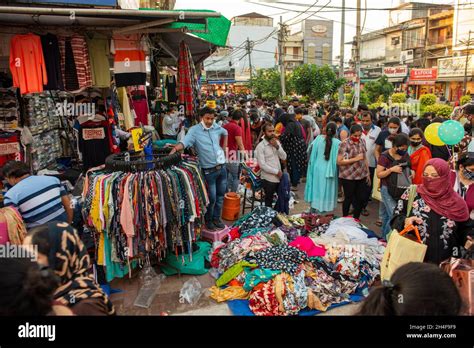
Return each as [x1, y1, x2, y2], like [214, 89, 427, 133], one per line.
[208, 206, 386, 316]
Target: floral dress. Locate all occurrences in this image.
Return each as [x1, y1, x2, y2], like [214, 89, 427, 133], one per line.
[391, 188, 474, 264]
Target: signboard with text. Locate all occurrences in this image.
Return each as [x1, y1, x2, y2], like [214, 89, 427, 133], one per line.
[438, 56, 474, 78]
[409, 68, 438, 81]
[383, 65, 408, 78]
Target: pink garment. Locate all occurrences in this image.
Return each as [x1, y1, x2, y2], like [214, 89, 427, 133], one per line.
[131, 98, 149, 126]
[289, 236, 326, 257]
[120, 175, 135, 257]
[0, 222, 9, 245]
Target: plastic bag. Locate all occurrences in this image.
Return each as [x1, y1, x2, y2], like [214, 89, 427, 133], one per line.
[179, 277, 202, 305]
[133, 264, 166, 308]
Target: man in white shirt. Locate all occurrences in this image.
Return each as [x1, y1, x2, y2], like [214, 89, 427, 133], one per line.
[360, 111, 381, 216]
[255, 123, 287, 208]
[162, 106, 180, 140]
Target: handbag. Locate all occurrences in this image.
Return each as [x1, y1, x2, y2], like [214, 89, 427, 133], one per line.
[371, 171, 382, 202]
[380, 225, 427, 281]
[440, 257, 474, 315]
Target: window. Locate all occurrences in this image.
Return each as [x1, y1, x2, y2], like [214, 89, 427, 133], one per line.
[293, 47, 299, 59]
[391, 36, 400, 46]
[402, 28, 424, 50]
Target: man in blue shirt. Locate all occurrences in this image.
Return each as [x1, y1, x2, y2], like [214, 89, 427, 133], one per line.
[2, 161, 73, 228]
[171, 107, 228, 231]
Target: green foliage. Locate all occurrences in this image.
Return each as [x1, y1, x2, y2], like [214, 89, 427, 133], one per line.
[250, 68, 283, 100]
[342, 90, 369, 107]
[288, 64, 345, 100]
[419, 93, 437, 107]
[391, 92, 407, 103]
[424, 103, 453, 117]
[461, 95, 472, 106]
[362, 76, 394, 103]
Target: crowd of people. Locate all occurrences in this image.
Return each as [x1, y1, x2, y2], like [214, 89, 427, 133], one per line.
[1, 93, 474, 317]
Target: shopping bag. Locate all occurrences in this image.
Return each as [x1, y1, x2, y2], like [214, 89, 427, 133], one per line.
[371, 171, 381, 202]
[440, 257, 474, 315]
[380, 225, 427, 280]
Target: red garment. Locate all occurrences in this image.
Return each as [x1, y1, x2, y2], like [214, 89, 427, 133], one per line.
[131, 98, 149, 126]
[410, 146, 432, 185]
[9, 34, 48, 94]
[222, 120, 243, 153]
[178, 41, 195, 119]
[239, 118, 252, 152]
[249, 280, 282, 316]
[417, 158, 469, 222]
[0, 134, 22, 166]
[228, 227, 241, 241]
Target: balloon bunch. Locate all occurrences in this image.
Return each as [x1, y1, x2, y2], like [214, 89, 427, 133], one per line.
[424, 120, 465, 146]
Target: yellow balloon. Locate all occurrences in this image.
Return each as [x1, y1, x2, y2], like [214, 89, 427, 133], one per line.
[424, 122, 445, 146]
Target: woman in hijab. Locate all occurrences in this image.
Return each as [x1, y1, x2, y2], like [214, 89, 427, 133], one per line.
[279, 113, 308, 190]
[23, 221, 115, 315]
[391, 159, 474, 264]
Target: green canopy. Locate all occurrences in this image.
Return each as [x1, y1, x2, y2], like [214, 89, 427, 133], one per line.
[167, 9, 231, 47]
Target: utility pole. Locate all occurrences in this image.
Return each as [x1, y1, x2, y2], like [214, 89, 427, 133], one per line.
[279, 16, 286, 98]
[463, 30, 472, 96]
[246, 37, 253, 82]
[354, 0, 361, 109]
[338, 0, 346, 104]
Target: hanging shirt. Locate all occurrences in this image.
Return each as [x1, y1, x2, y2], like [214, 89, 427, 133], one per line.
[86, 33, 111, 88]
[59, 34, 93, 92]
[9, 33, 48, 94]
[40, 33, 64, 91]
[111, 34, 146, 87]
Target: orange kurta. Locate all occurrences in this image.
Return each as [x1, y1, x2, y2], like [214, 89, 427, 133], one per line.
[410, 146, 432, 185]
[9, 33, 48, 94]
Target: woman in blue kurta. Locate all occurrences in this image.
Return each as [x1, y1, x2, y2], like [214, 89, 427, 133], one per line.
[305, 122, 341, 213]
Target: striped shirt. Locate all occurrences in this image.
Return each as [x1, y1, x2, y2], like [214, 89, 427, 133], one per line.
[4, 176, 67, 228]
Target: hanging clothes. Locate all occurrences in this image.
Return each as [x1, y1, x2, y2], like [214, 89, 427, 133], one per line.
[0, 132, 22, 167]
[165, 75, 177, 103]
[178, 41, 197, 120]
[86, 33, 111, 88]
[116, 87, 135, 130]
[9, 33, 48, 94]
[82, 158, 209, 280]
[40, 33, 64, 91]
[77, 120, 114, 171]
[59, 34, 93, 92]
[111, 34, 146, 87]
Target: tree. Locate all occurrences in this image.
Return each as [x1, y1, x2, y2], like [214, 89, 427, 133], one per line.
[250, 68, 283, 100]
[289, 64, 345, 100]
[363, 75, 394, 103]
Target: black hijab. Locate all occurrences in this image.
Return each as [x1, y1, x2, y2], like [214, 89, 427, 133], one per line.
[281, 113, 303, 138]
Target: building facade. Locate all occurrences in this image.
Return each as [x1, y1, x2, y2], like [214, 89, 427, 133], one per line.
[283, 32, 304, 72]
[302, 19, 334, 66]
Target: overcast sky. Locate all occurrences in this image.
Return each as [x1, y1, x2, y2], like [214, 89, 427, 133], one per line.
[175, 0, 453, 63]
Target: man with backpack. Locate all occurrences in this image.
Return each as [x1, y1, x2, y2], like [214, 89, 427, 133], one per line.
[376, 133, 412, 238]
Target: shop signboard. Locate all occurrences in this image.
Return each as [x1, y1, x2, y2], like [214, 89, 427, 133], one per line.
[383, 65, 408, 78]
[438, 56, 474, 78]
[409, 68, 437, 85]
[360, 67, 383, 79]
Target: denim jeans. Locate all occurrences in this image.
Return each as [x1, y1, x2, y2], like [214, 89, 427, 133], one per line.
[226, 162, 241, 193]
[203, 166, 228, 223]
[380, 185, 397, 239]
